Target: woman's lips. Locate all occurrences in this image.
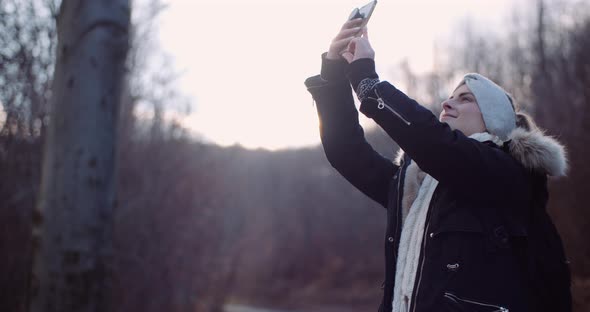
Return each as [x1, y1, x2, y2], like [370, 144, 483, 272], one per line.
[441, 113, 456, 119]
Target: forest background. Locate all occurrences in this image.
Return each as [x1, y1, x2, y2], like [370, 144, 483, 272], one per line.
[0, 0, 589, 311]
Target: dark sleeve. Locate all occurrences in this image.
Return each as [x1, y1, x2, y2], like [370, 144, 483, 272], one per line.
[303, 56, 397, 207]
[320, 52, 348, 82]
[347, 59, 527, 199]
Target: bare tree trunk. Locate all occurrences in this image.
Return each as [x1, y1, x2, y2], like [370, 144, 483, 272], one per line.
[536, 0, 547, 78]
[532, 0, 552, 126]
[29, 1, 130, 312]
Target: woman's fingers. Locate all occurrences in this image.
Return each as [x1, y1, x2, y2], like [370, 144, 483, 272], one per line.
[341, 51, 354, 63]
[332, 36, 354, 48]
[350, 36, 375, 61]
[340, 39, 356, 63]
[334, 26, 362, 40]
[341, 18, 363, 30]
[326, 18, 364, 60]
[327, 35, 355, 60]
[361, 27, 369, 39]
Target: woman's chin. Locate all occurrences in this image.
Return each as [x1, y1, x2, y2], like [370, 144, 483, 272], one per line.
[440, 118, 455, 129]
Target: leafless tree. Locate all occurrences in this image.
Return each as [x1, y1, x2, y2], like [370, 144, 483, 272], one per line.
[29, 1, 130, 311]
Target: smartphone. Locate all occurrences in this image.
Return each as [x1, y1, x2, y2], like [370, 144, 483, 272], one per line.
[347, 0, 377, 36]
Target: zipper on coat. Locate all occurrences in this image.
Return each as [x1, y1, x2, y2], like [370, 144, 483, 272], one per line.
[410, 190, 437, 312]
[370, 88, 412, 126]
[393, 158, 406, 251]
[384, 157, 408, 301]
[444, 292, 509, 312]
[410, 222, 430, 312]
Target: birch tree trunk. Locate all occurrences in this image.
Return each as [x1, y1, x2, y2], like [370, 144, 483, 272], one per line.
[29, 1, 130, 311]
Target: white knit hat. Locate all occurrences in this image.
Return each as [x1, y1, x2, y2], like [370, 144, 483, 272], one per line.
[460, 73, 516, 141]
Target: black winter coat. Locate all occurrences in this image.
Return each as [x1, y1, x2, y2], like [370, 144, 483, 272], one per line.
[304, 56, 572, 312]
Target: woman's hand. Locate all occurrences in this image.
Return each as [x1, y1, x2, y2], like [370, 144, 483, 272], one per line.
[341, 28, 375, 63]
[326, 18, 364, 61]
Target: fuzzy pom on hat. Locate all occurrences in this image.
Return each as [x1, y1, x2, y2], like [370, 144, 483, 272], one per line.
[460, 73, 516, 140]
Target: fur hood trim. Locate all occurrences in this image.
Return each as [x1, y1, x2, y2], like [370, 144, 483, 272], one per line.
[507, 128, 568, 176]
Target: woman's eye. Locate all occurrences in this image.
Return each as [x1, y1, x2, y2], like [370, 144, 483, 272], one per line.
[461, 97, 472, 102]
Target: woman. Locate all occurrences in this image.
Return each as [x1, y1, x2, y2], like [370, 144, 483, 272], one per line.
[304, 18, 572, 312]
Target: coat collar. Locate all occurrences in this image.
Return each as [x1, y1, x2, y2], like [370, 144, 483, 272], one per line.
[507, 128, 567, 176]
[394, 128, 568, 177]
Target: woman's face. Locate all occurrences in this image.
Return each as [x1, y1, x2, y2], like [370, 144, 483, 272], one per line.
[439, 84, 486, 136]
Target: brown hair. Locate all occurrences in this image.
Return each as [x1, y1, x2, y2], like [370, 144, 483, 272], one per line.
[504, 92, 537, 131]
[515, 111, 537, 131]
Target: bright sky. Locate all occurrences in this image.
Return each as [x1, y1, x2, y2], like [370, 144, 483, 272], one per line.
[155, 0, 517, 150]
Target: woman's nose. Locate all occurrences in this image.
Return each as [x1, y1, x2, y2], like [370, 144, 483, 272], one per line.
[441, 100, 452, 111]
